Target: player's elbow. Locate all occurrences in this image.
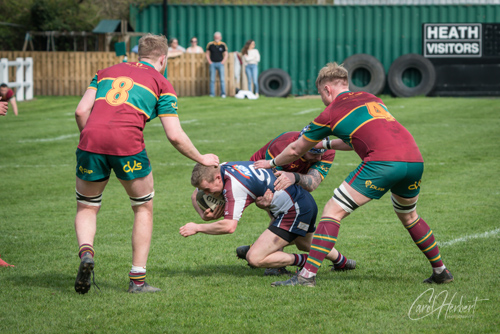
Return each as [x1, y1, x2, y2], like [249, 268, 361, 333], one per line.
[225, 220, 238, 234]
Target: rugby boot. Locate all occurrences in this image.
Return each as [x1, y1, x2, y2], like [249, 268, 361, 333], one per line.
[423, 268, 454, 284]
[271, 274, 316, 287]
[236, 245, 250, 260]
[128, 281, 161, 293]
[75, 252, 94, 294]
[331, 259, 357, 272]
[264, 267, 293, 276]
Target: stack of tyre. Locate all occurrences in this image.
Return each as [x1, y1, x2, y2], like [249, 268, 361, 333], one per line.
[257, 53, 436, 97]
[343, 53, 436, 97]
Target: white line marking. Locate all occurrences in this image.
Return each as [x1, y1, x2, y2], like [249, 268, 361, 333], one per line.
[18, 134, 79, 143]
[293, 108, 321, 115]
[438, 228, 500, 247]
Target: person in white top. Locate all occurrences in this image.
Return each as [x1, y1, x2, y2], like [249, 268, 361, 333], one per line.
[186, 37, 204, 54]
[168, 38, 186, 58]
[241, 40, 261, 97]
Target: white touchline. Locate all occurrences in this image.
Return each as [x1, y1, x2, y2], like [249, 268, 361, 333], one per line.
[293, 108, 321, 115]
[438, 228, 500, 247]
[18, 134, 79, 143]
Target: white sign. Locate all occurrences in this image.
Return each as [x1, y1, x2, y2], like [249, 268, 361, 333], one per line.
[423, 23, 482, 58]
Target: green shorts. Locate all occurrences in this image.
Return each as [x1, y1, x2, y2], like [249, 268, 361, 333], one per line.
[345, 161, 423, 199]
[76, 148, 152, 181]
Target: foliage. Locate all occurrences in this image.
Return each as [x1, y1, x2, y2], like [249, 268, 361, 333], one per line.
[0, 95, 499, 333]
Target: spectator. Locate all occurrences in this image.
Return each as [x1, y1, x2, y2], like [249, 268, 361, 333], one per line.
[206, 32, 228, 98]
[0, 84, 18, 116]
[168, 38, 186, 58]
[241, 40, 261, 97]
[186, 37, 204, 54]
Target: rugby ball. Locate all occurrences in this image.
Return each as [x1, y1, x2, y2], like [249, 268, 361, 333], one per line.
[196, 190, 225, 211]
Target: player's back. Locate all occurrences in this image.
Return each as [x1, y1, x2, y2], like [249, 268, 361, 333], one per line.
[78, 62, 177, 156]
[324, 91, 422, 162]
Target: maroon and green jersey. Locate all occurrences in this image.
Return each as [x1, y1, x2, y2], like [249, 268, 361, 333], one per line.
[250, 131, 335, 180]
[304, 91, 423, 162]
[0, 88, 14, 101]
[78, 61, 178, 156]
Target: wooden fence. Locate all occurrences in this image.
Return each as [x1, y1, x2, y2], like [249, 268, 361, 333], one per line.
[0, 51, 238, 97]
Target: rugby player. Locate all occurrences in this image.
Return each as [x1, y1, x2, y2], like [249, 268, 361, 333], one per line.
[73, 34, 219, 294]
[255, 62, 453, 287]
[247, 127, 355, 275]
[180, 162, 342, 271]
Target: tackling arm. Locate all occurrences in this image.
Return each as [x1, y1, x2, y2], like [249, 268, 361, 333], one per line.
[254, 136, 316, 169]
[322, 138, 353, 151]
[273, 168, 323, 192]
[161, 116, 219, 166]
[75, 89, 96, 132]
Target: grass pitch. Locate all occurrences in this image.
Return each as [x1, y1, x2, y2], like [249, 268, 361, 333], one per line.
[0, 95, 499, 333]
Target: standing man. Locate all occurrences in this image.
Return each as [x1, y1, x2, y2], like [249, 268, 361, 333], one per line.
[0, 84, 19, 116]
[74, 34, 219, 294]
[255, 62, 453, 287]
[181, 162, 342, 273]
[206, 32, 228, 98]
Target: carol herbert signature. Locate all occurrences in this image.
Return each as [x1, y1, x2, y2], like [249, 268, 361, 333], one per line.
[408, 288, 488, 320]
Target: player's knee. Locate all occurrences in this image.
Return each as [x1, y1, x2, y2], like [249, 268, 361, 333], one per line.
[76, 189, 102, 207]
[130, 191, 155, 206]
[246, 250, 264, 268]
[391, 194, 417, 213]
[332, 184, 359, 213]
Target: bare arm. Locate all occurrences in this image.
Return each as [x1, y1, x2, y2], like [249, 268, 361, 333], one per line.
[160, 116, 219, 166]
[321, 138, 353, 151]
[221, 51, 228, 64]
[75, 89, 96, 132]
[10, 97, 18, 116]
[206, 50, 212, 64]
[254, 136, 316, 169]
[179, 219, 238, 237]
[273, 168, 323, 192]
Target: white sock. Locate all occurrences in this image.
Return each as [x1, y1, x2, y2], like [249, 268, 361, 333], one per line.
[299, 268, 316, 278]
[131, 265, 146, 274]
[433, 265, 446, 274]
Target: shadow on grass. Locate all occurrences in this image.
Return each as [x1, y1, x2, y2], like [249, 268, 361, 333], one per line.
[160, 263, 266, 278]
[9, 271, 125, 294]
[160, 263, 404, 283]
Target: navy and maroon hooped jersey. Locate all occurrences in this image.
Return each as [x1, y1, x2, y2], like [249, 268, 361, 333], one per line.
[303, 91, 423, 163]
[78, 61, 178, 156]
[220, 161, 308, 222]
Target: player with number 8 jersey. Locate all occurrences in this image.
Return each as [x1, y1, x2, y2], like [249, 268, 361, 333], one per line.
[73, 34, 219, 295]
[78, 63, 178, 156]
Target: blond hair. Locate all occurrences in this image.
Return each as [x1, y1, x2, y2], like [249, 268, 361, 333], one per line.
[315, 62, 349, 89]
[191, 163, 219, 188]
[138, 33, 168, 61]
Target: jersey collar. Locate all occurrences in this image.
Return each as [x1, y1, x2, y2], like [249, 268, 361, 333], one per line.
[139, 61, 155, 68]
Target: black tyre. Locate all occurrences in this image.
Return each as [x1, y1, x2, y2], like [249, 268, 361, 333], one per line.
[388, 54, 436, 97]
[258, 68, 292, 97]
[343, 54, 386, 95]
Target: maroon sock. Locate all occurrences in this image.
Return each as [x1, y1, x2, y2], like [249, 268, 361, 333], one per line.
[406, 216, 444, 268]
[78, 244, 94, 259]
[303, 217, 341, 275]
